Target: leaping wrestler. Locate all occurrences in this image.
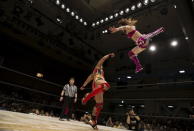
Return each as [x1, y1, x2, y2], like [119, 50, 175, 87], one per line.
[109, 18, 164, 73]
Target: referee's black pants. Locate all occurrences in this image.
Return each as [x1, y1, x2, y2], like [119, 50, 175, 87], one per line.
[60, 96, 74, 119]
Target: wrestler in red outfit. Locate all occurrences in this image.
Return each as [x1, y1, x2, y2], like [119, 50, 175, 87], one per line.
[80, 53, 115, 129]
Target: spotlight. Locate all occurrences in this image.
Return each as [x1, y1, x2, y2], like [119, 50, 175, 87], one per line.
[168, 105, 174, 108]
[71, 12, 75, 16]
[179, 70, 185, 74]
[80, 18, 83, 23]
[127, 76, 132, 79]
[83, 22, 87, 26]
[66, 8, 70, 12]
[121, 100, 124, 103]
[185, 36, 189, 40]
[137, 2, 142, 8]
[36, 73, 43, 78]
[149, 45, 156, 51]
[144, 0, 149, 5]
[119, 10, 124, 15]
[150, 0, 156, 2]
[102, 31, 105, 34]
[174, 5, 177, 8]
[100, 19, 104, 23]
[114, 13, 119, 17]
[75, 15, 79, 19]
[96, 21, 99, 25]
[171, 40, 178, 47]
[92, 23, 96, 27]
[109, 15, 113, 19]
[56, 0, 60, 5]
[56, 18, 61, 23]
[27, 0, 33, 4]
[104, 30, 108, 33]
[105, 17, 109, 21]
[118, 77, 121, 80]
[61, 4, 65, 9]
[131, 5, 136, 10]
[125, 8, 130, 13]
[140, 105, 145, 108]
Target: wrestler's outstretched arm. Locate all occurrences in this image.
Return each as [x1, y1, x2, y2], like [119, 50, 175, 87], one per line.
[95, 53, 115, 69]
[109, 26, 128, 33]
[80, 73, 94, 90]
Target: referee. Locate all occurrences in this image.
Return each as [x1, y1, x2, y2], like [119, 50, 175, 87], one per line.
[59, 77, 77, 121]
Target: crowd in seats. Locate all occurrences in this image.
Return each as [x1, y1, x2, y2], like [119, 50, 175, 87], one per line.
[0, 90, 194, 131]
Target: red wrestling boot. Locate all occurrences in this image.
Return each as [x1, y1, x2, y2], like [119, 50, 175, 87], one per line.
[81, 93, 89, 105]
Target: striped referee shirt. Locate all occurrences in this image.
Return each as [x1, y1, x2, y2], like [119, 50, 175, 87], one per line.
[63, 84, 77, 98]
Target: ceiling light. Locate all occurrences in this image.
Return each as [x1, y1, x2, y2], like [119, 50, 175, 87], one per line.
[61, 4, 65, 9]
[105, 17, 109, 21]
[109, 15, 113, 19]
[56, 0, 60, 5]
[127, 76, 132, 79]
[168, 105, 174, 108]
[56, 18, 61, 22]
[179, 70, 185, 74]
[125, 8, 130, 13]
[131, 5, 136, 10]
[119, 10, 124, 15]
[171, 40, 178, 47]
[104, 30, 108, 33]
[75, 15, 79, 19]
[100, 19, 104, 23]
[28, 0, 33, 4]
[71, 12, 75, 16]
[137, 2, 142, 8]
[140, 105, 145, 108]
[185, 36, 189, 40]
[149, 45, 156, 51]
[174, 5, 177, 8]
[114, 13, 119, 17]
[92, 23, 95, 26]
[80, 18, 83, 23]
[83, 22, 87, 26]
[121, 100, 124, 103]
[66, 8, 70, 12]
[144, 0, 149, 5]
[150, 0, 156, 2]
[96, 21, 99, 25]
[36, 73, 43, 78]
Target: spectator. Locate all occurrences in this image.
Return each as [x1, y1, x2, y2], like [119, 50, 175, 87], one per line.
[126, 109, 141, 131]
[106, 116, 114, 127]
[80, 113, 92, 124]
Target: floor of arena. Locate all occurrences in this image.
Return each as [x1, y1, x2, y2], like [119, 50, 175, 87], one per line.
[0, 110, 128, 131]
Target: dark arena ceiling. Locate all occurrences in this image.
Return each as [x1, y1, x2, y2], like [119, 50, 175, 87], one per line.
[0, 0, 194, 84]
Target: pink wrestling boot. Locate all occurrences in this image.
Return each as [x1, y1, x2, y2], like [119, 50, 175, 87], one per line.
[135, 64, 143, 73]
[128, 51, 144, 73]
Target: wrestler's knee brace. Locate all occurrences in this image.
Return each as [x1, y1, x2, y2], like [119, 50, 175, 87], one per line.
[95, 103, 103, 120]
[128, 51, 135, 58]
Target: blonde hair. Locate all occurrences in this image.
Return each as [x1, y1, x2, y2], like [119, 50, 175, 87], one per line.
[118, 18, 138, 26]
